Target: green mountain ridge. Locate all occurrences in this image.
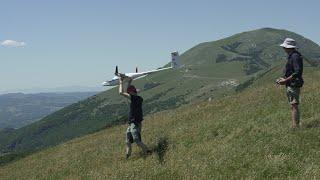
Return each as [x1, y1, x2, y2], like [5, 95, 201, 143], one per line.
[1, 66, 319, 179]
[1, 27, 320, 157]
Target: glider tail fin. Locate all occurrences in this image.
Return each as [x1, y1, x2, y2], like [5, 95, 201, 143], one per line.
[115, 66, 119, 76]
[171, 51, 181, 69]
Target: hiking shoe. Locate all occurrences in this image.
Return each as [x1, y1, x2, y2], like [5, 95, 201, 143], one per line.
[126, 154, 131, 159]
[146, 150, 153, 155]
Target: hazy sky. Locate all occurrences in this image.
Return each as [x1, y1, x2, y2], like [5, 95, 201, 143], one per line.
[1, 0, 319, 92]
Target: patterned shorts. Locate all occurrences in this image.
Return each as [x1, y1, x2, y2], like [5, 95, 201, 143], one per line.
[126, 122, 142, 143]
[286, 86, 301, 105]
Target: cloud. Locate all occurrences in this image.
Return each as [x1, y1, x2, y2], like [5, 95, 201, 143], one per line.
[1, 40, 26, 47]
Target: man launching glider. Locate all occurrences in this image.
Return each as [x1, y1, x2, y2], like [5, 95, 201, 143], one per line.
[118, 75, 151, 159]
[106, 51, 181, 158]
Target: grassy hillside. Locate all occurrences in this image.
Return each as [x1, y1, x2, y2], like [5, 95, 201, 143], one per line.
[1, 28, 320, 157]
[1, 67, 320, 179]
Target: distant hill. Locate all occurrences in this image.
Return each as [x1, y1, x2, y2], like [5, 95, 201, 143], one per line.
[1, 66, 319, 179]
[0, 86, 105, 95]
[0, 92, 97, 129]
[1, 28, 320, 156]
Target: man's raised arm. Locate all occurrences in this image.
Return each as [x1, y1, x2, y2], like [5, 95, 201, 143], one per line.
[119, 77, 130, 99]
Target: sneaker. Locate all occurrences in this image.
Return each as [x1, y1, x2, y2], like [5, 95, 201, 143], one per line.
[146, 150, 153, 155]
[126, 154, 131, 159]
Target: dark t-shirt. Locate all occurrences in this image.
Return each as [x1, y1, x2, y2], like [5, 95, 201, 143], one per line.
[283, 51, 304, 87]
[129, 95, 143, 123]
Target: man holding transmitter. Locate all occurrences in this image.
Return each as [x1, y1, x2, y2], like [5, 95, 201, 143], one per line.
[276, 38, 304, 128]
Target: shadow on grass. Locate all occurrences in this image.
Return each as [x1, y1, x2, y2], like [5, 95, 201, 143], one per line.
[152, 137, 169, 164]
[305, 120, 320, 129]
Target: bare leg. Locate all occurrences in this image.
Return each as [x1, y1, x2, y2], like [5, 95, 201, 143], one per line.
[291, 104, 300, 128]
[126, 142, 132, 158]
[136, 141, 149, 153]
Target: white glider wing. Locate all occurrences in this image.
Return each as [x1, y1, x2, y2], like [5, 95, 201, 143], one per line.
[102, 51, 181, 86]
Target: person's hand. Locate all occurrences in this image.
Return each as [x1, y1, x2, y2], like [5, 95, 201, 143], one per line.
[276, 78, 286, 85]
[118, 73, 126, 79]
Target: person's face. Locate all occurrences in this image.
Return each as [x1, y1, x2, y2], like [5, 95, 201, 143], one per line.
[127, 91, 136, 95]
[283, 47, 294, 55]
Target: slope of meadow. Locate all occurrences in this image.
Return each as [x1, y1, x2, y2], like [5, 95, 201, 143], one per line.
[2, 28, 320, 156]
[1, 67, 320, 179]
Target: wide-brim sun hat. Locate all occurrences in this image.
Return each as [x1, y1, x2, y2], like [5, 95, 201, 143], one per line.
[280, 38, 297, 49]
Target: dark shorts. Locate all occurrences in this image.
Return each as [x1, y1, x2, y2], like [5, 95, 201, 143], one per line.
[286, 86, 300, 105]
[126, 122, 142, 143]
